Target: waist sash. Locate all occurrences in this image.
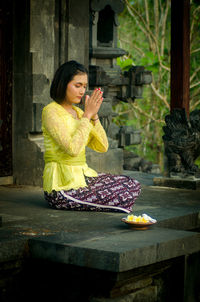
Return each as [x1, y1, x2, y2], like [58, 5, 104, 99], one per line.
[44, 152, 86, 166]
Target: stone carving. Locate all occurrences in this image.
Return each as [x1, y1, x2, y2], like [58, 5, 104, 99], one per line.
[118, 126, 141, 147]
[123, 149, 155, 173]
[89, 0, 153, 174]
[163, 109, 200, 177]
[89, 0, 152, 131]
[91, 0, 124, 13]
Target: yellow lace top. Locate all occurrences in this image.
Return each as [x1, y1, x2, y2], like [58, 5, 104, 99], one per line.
[42, 101, 109, 193]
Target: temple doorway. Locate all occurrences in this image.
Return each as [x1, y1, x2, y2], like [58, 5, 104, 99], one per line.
[0, 0, 13, 177]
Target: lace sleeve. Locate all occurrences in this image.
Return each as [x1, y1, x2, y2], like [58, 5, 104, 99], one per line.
[87, 120, 109, 152]
[42, 106, 93, 157]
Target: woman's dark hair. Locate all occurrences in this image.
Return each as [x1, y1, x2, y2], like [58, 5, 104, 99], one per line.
[50, 60, 88, 103]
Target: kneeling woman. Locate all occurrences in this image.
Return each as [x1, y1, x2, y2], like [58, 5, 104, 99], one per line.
[42, 60, 141, 213]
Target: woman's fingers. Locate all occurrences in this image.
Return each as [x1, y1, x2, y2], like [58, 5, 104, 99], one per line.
[85, 95, 89, 103]
[90, 88, 103, 102]
[84, 88, 104, 118]
[90, 88, 98, 99]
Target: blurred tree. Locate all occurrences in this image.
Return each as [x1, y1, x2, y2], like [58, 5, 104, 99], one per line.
[114, 0, 200, 169]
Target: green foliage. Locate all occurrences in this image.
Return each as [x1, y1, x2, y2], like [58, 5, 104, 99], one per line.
[114, 0, 200, 169]
[195, 158, 200, 166]
[140, 52, 160, 71]
[116, 57, 135, 70]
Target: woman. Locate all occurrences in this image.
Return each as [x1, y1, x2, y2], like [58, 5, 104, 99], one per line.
[42, 60, 141, 213]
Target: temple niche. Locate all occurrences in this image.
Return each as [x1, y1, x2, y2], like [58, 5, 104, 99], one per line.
[87, 0, 152, 174]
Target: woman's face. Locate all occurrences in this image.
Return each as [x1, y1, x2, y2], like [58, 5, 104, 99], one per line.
[65, 73, 88, 105]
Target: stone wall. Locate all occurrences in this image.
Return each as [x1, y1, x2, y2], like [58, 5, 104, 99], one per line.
[12, 0, 124, 187]
[1, 254, 200, 301]
[12, 0, 56, 186]
[12, 0, 44, 186]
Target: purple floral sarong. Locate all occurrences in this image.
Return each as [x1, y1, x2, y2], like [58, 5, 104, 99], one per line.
[44, 173, 141, 213]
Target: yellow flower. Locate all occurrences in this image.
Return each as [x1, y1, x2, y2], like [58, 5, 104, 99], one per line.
[126, 214, 149, 223]
[127, 215, 134, 221]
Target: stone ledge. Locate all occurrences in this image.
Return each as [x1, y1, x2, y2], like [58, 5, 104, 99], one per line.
[153, 177, 200, 190]
[0, 176, 13, 186]
[28, 228, 200, 273]
[86, 147, 124, 174]
[0, 237, 28, 263]
[90, 285, 157, 302]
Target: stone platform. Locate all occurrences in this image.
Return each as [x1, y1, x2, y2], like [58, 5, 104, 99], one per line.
[154, 176, 200, 190]
[0, 171, 200, 301]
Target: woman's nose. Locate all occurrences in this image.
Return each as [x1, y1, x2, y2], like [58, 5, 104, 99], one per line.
[80, 87, 85, 95]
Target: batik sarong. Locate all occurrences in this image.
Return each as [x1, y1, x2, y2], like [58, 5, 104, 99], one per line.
[44, 173, 141, 213]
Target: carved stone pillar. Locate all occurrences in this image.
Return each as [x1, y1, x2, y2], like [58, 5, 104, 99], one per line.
[88, 0, 152, 174]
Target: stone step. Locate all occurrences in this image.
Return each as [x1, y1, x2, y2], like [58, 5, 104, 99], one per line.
[28, 227, 200, 273]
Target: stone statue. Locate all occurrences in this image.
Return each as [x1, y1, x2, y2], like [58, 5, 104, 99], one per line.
[163, 108, 200, 177]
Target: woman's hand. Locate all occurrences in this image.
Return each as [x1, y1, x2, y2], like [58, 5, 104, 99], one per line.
[82, 88, 103, 120]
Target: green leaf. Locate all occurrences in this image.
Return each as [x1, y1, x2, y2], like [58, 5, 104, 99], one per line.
[117, 57, 135, 71]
